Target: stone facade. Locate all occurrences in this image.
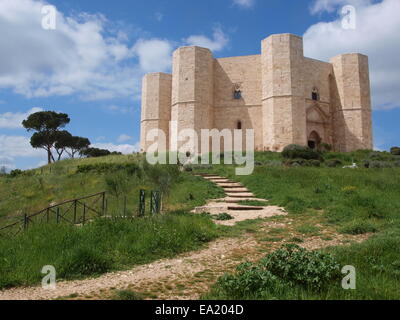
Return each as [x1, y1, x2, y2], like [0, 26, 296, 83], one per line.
[140, 33, 373, 153]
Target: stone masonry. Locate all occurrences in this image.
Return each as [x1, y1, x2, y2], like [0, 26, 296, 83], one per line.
[140, 33, 373, 153]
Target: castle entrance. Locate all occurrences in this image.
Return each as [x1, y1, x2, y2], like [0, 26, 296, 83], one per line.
[308, 131, 321, 149]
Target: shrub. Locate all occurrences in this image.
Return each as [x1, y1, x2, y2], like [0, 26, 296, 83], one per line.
[214, 263, 287, 299]
[211, 244, 341, 299]
[76, 163, 140, 175]
[318, 143, 332, 152]
[260, 244, 341, 290]
[369, 161, 393, 169]
[58, 248, 113, 278]
[339, 220, 378, 235]
[212, 213, 234, 221]
[282, 144, 322, 160]
[9, 169, 23, 177]
[326, 159, 343, 168]
[390, 147, 400, 156]
[112, 290, 144, 300]
[309, 159, 321, 167]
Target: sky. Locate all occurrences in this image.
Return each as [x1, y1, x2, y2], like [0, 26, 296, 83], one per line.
[0, 0, 399, 171]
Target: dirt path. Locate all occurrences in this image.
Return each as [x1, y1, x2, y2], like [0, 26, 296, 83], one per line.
[0, 174, 371, 300]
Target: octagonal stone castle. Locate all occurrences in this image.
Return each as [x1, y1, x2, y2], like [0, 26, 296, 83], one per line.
[140, 33, 373, 153]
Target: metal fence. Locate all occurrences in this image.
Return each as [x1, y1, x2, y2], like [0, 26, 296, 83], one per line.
[0, 189, 162, 238]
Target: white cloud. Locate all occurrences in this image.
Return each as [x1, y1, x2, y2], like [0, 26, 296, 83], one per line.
[133, 38, 174, 73]
[92, 142, 140, 154]
[0, 135, 43, 157]
[117, 134, 133, 143]
[0, 134, 45, 170]
[105, 105, 132, 114]
[304, 0, 400, 110]
[310, 0, 372, 14]
[0, 107, 43, 129]
[0, 0, 141, 100]
[185, 27, 229, 52]
[0, 155, 15, 171]
[232, 0, 255, 9]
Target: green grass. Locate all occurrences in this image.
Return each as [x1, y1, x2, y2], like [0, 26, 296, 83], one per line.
[111, 289, 144, 300]
[0, 154, 224, 226]
[204, 229, 400, 300]
[200, 151, 400, 300]
[0, 212, 221, 289]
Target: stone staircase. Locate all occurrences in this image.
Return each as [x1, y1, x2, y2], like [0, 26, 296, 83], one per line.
[192, 174, 287, 225]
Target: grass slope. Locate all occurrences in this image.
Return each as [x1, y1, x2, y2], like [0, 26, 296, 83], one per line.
[199, 152, 400, 300]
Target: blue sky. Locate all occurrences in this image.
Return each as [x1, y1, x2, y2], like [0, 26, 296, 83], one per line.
[0, 0, 399, 170]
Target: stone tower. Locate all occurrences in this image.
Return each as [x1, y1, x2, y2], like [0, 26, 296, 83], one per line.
[330, 54, 373, 151]
[261, 34, 307, 151]
[171, 46, 214, 153]
[140, 72, 172, 152]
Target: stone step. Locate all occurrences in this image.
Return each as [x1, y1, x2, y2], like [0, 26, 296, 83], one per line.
[224, 189, 250, 193]
[225, 198, 259, 203]
[228, 206, 264, 211]
[226, 194, 255, 198]
[219, 185, 245, 189]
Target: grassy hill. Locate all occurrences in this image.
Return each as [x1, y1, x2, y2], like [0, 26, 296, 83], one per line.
[0, 153, 223, 225]
[1, 149, 399, 299]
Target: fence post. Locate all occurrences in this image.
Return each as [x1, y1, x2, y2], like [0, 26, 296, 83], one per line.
[83, 203, 86, 225]
[139, 189, 145, 217]
[46, 208, 50, 223]
[56, 207, 60, 224]
[73, 200, 77, 224]
[101, 192, 106, 217]
[123, 196, 126, 218]
[150, 191, 154, 215]
[23, 214, 28, 230]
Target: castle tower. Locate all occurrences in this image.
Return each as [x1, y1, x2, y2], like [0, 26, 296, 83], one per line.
[140, 72, 172, 152]
[171, 46, 214, 154]
[261, 34, 307, 151]
[330, 54, 373, 151]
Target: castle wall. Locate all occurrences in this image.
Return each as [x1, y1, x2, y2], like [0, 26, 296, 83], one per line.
[140, 33, 373, 155]
[213, 55, 263, 150]
[302, 57, 335, 146]
[261, 34, 307, 151]
[140, 72, 172, 152]
[330, 53, 373, 151]
[171, 46, 214, 154]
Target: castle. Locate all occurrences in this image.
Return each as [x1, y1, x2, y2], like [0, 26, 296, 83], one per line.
[140, 33, 373, 154]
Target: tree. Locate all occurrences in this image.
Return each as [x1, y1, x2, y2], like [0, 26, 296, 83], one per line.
[54, 131, 73, 161]
[22, 111, 70, 164]
[391, 147, 400, 156]
[79, 147, 122, 158]
[64, 136, 91, 158]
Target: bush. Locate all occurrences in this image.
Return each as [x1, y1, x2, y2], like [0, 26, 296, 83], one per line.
[309, 160, 321, 167]
[9, 169, 23, 177]
[260, 244, 341, 290]
[77, 163, 140, 175]
[369, 161, 393, 169]
[214, 264, 287, 299]
[326, 159, 343, 168]
[339, 220, 378, 235]
[318, 143, 332, 152]
[390, 147, 400, 156]
[212, 213, 234, 221]
[282, 144, 322, 161]
[58, 248, 113, 278]
[112, 290, 144, 300]
[210, 244, 341, 299]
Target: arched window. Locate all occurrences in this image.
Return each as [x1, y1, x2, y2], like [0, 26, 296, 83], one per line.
[233, 83, 242, 99]
[237, 121, 242, 130]
[312, 87, 319, 101]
